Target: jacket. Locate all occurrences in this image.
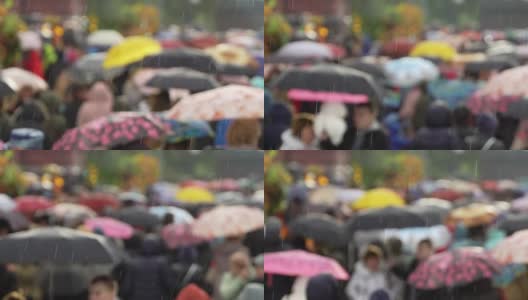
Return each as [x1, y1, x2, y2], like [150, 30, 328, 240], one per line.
[346, 262, 389, 300]
[409, 103, 461, 150]
[264, 103, 292, 150]
[280, 129, 318, 150]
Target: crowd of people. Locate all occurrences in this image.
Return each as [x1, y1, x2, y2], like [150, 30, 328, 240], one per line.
[264, 177, 528, 300]
[0, 20, 264, 150]
[0, 165, 265, 300]
[264, 22, 528, 150]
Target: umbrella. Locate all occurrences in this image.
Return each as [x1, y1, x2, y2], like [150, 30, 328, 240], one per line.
[447, 203, 498, 227]
[308, 187, 341, 207]
[0, 80, 16, 98]
[487, 41, 516, 57]
[110, 207, 160, 231]
[347, 206, 428, 232]
[0, 227, 120, 264]
[408, 205, 449, 226]
[215, 191, 246, 205]
[0, 210, 29, 232]
[149, 206, 194, 224]
[410, 41, 457, 62]
[146, 68, 220, 93]
[84, 217, 134, 239]
[176, 187, 214, 204]
[78, 194, 120, 214]
[48, 203, 96, 226]
[273, 40, 334, 61]
[87, 30, 124, 48]
[414, 198, 453, 210]
[409, 247, 502, 290]
[464, 58, 517, 73]
[343, 60, 387, 82]
[217, 64, 259, 77]
[18, 31, 42, 50]
[384, 57, 439, 88]
[427, 79, 478, 108]
[381, 39, 415, 58]
[161, 118, 214, 143]
[497, 214, 528, 234]
[103, 36, 162, 69]
[2, 68, 48, 91]
[264, 250, 349, 280]
[52, 112, 169, 150]
[180, 180, 209, 189]
[205, 44, 253, 66]
[493, 229, 528, 264]
[272, 64, 382, 104]
[351, 188, 405, 210]
[140, 48, 218, 73]
[287, 89, 368, 104]
[15, 196, 54, 218]
[168, 85, 264, 121]
[118, 191, 146, 204]
[0, 194, 15, 211]
[70, 53, 124, 85]
[453, 53, 487, 64]
[161, 223, 205, 249]
[191, 205, 264, 239]
[512, 196, 528, 212]
[288, 214, 346, 247]
[148, 182, 178, 204]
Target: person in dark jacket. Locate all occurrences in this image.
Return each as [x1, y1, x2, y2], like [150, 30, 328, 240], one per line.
[351, 104, 389, 150]
[263, 102, 292, 150]
[64, 84, 90, 129]
[409, 101, 461, 149]
[120, 236, 173, 300]
[464, 113, 505, 150]
[453, 106, 475, 142]
[0, 265, 17, 298]
[306, 274, 343, 300]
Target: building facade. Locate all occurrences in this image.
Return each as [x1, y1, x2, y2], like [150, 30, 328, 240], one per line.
[13, 0, 87, 17]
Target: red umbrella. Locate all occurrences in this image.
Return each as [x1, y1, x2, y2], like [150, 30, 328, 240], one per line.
[408, 247, 502, 290]
[381, 39, 416, 58]
[15, 196, 54, 218]
[78, 194, 120, 214]
[430, 189, 464, 202]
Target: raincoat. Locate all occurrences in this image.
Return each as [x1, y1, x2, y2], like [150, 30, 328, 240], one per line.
[346, 262, 392, 300]
[279, 129, 318, 150]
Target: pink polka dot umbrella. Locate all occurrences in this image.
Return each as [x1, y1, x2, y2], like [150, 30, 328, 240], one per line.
[191, 205, 264, 239]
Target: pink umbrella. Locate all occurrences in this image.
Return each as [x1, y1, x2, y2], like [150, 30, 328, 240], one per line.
[161, 224, 205, 249]
[493, 229, 528, 264]
[191, 205, 264, 239]
[84, 217, 134, 239]
[264, 250, 350, 280]
[288, 89, 369, 104]
[511, 196, 528, 212]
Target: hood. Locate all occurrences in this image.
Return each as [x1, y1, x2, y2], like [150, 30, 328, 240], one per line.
[141, 235, 164, 256]
[477, 113, 498, 137]
[306, 274, 339, 300]
[425, 102, 452, 129]
[86, 82, 114, 104]
[269, 102, 292, 125]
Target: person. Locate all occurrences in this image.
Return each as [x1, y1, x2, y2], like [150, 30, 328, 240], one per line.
[0, 265, 17, 299]
[351, 104, 389, 150]
[148, 91, 172, 113]
[226, 119, 262, 149]
[219, 251, 255, 300]
[88, 275, 119, 300]
[76, 82, 114, 127]
[464, 113, 505, 150]
[237, 283, 263, 300]
[64, 84, 90, 128]
[39, 91, 67, 148]
[1, 291, 25, 300]
[280, 113, 318, 150]
[346, 245, 390, 300]
[11, 99, 49, 131]
[176, 284, 211, 300]
[409, 101, 461, 149]
[306, 274, 341, 300]
[453, 106, 475, 142]
[263, 102, 292, 150]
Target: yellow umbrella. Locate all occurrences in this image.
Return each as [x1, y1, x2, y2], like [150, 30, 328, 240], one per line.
[410, 41, 457, 62]
[352, 188, 405, 210]
[205, 43, 252, 66]
[176, 187, 214, 204]
[103, 36, 162, 69]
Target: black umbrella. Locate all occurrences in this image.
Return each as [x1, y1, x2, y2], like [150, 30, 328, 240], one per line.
[342, 60, 386, 82]
[465, 58, 517, 73]
[271, 64, 383, 105]
[498, 214, 528, 234]
[69, 53, 124, 85]
[0, 227, 120, 264]
[409, 206, 450, 226]
[346, 206, 428, 233]
[0, 210, 29, 232]
[289, 214, 346, 247]
[140, 48, 218, 73]
[109, 207, 160, 231]
[217, 64, 259, 77]
[0, 80, 15, 98]
[146, 68, 220, 93]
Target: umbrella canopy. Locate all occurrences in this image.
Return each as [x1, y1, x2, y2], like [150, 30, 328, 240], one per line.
[205, 44, 253, 66]
[343, 60, 387, 82]
[272, 64, 382, 104]
[176, 187, 214, 204]
[347, 206, 429, 232]
[273, 40, 334, 61]
[493, 229, 528, 264]
[0, 80, 16, 99]
[0, 210, 29, 232]
[15, 196, 54, 218]
[146, 68, 220, 93]
[191, 205, 264, 239]
[411, 41, 457, 61]
[384, 57, 439, 88]
[161, 118, 214, 143]
[264, 250, 349, 280]
[0, 194, 15, 211]
[409, 247, 502, 290]
[351, 188, 405, 210]
[427, 79, 478, 108]
[308, 187, 341, 207]
[487, 41, 516, 57]
[447, 203, 498, 227]
[0, 227, 120, 264]
[49, 203, 96, 226]
[140, 48, 218, 73]
[52, 112, 169, 150]
[288, 214, 346, 247]
[87, 30, 125, 48]
[103, 36, 162, 69]
[161, 223, 205, 249]
[381, 39, 415, 58]
[149, 206, 194, 224]
[18, 31, 42, 50]
[168, 85, 264, 121]
[78, 194, 120, 214]
[84, 217, 134, 239]
[408, 205, 449, 226]
[70, 53, 124, 85]
[148, 182, 178, 204]
[110, 207, 160, 231]
[2, 68, 48, 91]
[464, 58, 517, 73]
[118, 191, 147, 204]
[414, 198, 453, 210]
[497, 214, 528, 234]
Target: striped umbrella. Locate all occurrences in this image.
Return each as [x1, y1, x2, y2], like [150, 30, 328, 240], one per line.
[191, 205, 264, 239]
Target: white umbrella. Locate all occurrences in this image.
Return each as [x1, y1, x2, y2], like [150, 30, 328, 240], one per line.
[18, 31, 42, 50]
[2, 68, 48, 91]
[276, 41, 333, 60]
[87, 30, 125, 48]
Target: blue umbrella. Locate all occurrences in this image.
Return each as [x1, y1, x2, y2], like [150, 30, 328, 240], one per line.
[428, 79, 478, 108]
[163, 119, 214, 143]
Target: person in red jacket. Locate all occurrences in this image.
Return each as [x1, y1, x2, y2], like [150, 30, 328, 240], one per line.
[22, 50, 44, 79]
